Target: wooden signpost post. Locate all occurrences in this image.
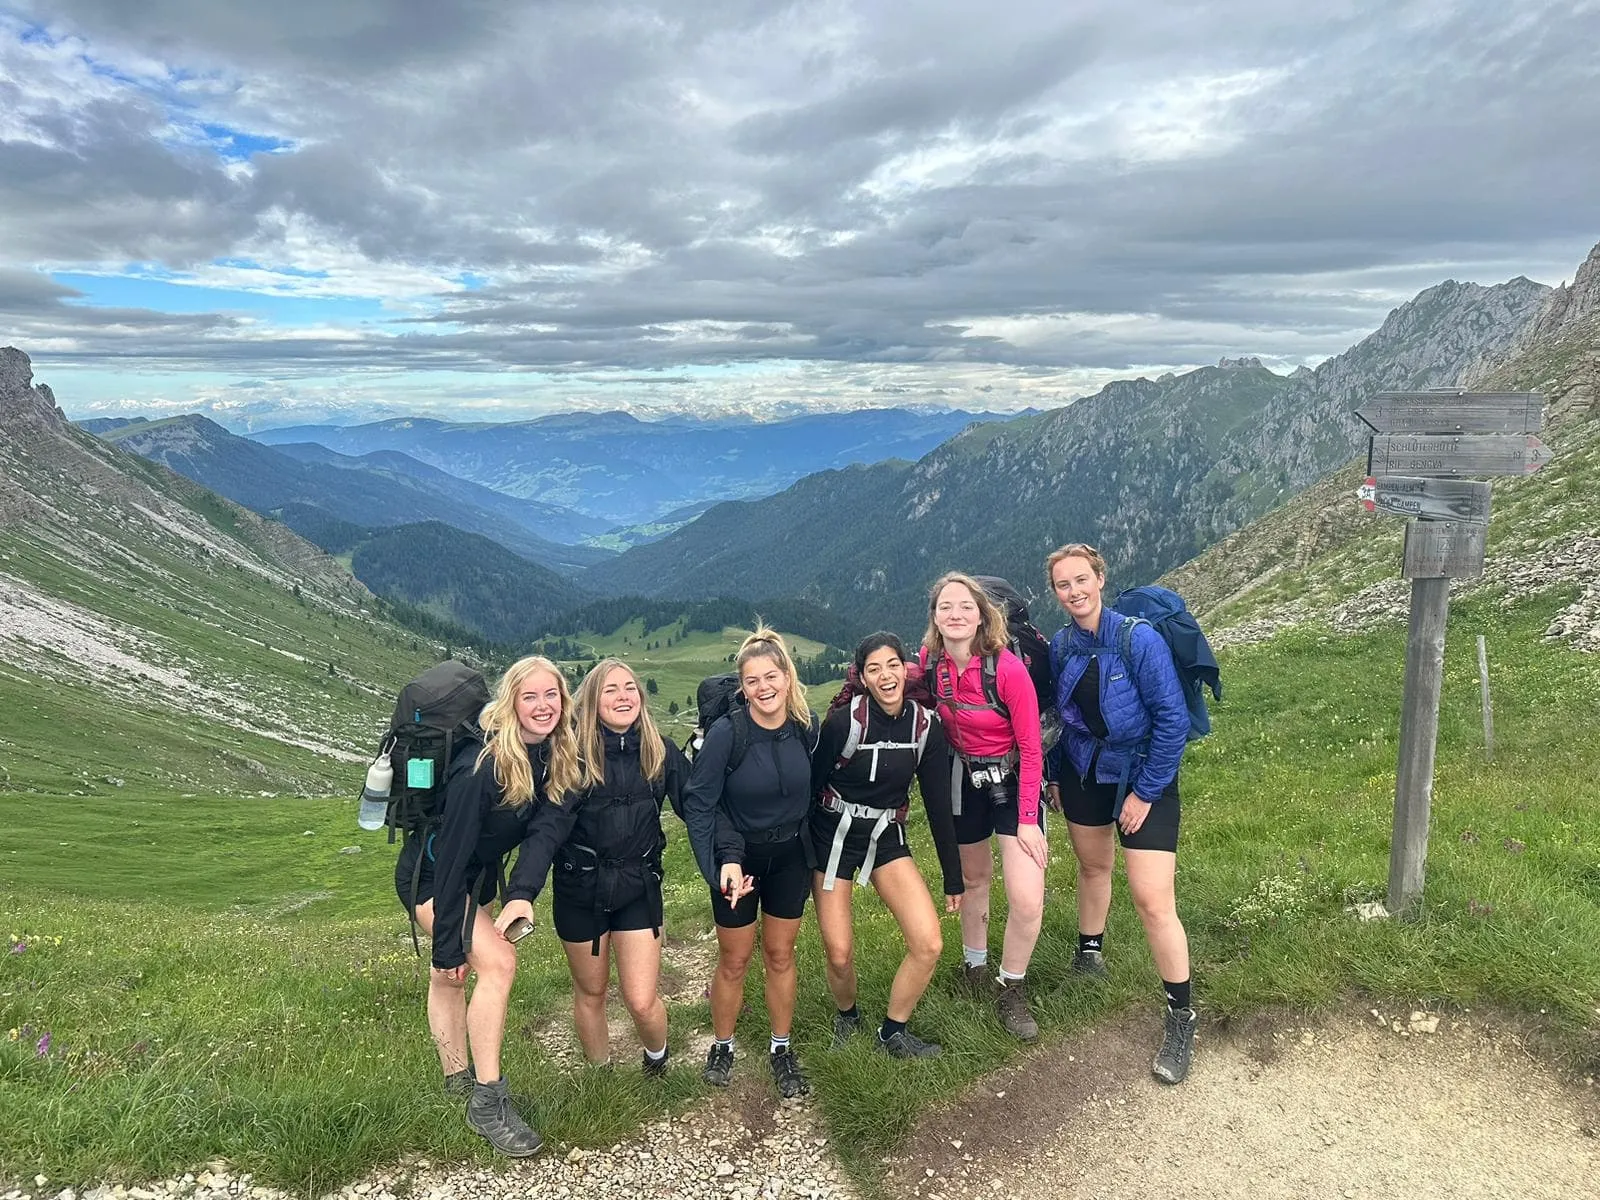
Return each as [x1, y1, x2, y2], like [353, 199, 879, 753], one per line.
[1354, 390, 1551, 913]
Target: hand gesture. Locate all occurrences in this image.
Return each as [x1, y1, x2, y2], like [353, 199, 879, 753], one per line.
[720, 863, 755, 901]
[494, 898, 534, 938]
[1118, 793, 1152, 836]
[1016, 821, 1049, 869]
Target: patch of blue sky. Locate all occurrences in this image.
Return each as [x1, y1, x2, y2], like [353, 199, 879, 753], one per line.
[54, 272, 390, 325]
[198, 123, 293, 162]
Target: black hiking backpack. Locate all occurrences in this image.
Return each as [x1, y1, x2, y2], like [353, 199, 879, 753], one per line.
[379, 660, 490, 843]
[684, 671, 819, 769]
[974, 575, 1056, 710]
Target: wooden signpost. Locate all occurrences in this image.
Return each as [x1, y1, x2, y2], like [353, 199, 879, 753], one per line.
[1353, 389, 1551, 913]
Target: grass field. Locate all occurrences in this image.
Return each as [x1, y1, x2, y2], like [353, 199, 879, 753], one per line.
[4, 595, 1599, 1193]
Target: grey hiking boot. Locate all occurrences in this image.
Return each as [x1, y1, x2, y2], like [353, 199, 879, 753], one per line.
[769, 1046, 810, 1098]
[958, 962, 996, 1000]
[877, 1028, 943, 1059]
[1069, 948, 1109, 980]
[1152, 1006, 1197, 1084]
[702, 1041, 734, 1087]
[466, 1078, 543, 1157]
[832, 1008, 862, 1049]
[443, 1068, 475, 1098]
[996, 978, 1039, 1041]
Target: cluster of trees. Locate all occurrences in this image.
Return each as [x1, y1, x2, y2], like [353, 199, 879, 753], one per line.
[541, 595, 866, 649]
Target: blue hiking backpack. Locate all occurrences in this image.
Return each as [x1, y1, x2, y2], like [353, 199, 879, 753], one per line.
[1109, 586, 1221, 739]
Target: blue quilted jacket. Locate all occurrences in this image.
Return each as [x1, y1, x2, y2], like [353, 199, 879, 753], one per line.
[1048, 609, 1189, 801]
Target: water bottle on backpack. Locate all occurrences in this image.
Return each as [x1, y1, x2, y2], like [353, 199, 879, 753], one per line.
[358, 742, 394, 831]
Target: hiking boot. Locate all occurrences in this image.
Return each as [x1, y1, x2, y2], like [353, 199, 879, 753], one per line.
[465, 1078, 543, 1157]
[642, 1046, 670, 1079]
[702, 1041, 734, 1087]
[1152, 1006, 1197, 1084]
[769, 1046, 810, 1098]
[443, 1068, 475, 1098]
[1069, 948, 1109, 981]
[958, 962, 996, 1000]
[832, 1008, 862, 1049]
[996, 978, 1039, 1041]
[877, 1028, 943, 1059]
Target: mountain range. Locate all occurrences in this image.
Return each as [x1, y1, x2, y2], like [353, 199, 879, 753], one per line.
[249, 407, 1009, 525]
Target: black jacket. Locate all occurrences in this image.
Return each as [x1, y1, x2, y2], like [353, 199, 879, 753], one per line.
[683, 711, 816, 887]
[430, 737, 549, 971]
[810, 698, 964, 897]
[506, 724, 690, 903]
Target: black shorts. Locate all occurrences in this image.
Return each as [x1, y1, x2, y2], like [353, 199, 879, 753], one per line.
[394, 835, 497, 915]
[1059, 771, 1181, 853]
[807, 806, 914, 885]
[710, 833, 810, 928]
[952, 770, 1043, 845]
[552, 887, 661, 946]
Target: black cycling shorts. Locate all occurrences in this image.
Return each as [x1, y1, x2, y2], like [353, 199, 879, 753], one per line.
[394, 835, 497, 915]
[807, 806, 914, 884]
[952, 771, 1043, 845]
[1059, 772, 1181, 853]
[710, 834, 810, 927]
[552, 887, 661, 946]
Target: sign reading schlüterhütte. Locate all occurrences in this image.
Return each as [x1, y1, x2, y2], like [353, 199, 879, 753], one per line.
[1366, 433, 1553, 478]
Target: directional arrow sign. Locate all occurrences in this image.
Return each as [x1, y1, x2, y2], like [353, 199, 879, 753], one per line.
[1355, 391, 1544, 434]
[1357, 475, 1493, 524]
[1367, 433, 1554, 479]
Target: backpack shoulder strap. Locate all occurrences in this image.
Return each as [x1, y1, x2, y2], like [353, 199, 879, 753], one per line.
[910, 700, 932, 760]
[724, 708, 752, 776]
[981, 654, 1010, 720]
[834, 694, 870, 770]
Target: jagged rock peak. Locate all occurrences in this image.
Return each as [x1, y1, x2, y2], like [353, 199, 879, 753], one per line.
[1290, 365, 1314, 378]
[1217, 356, 1264, 369]
[0, 346, 67, 432]
[1519, 241, 1600, 344]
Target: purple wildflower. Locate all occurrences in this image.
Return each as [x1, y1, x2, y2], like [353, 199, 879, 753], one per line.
[9, 940, 23, 954]
[36, 1032, 51, 1056]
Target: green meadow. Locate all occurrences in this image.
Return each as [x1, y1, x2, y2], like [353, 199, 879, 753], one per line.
[4, 597, 1599, 1192]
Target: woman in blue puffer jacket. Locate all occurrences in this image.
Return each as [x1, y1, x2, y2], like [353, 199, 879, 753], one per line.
[1043, 543, 1197, 1085]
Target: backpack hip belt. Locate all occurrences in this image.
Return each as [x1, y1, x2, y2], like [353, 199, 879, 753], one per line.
[741, 818, 804, 845]
[558, 842, 663, 956]
[816, 798, 903, 892]
[949, 749, 1018, 816]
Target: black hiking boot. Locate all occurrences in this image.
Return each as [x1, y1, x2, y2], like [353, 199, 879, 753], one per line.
[702, 1041, 734, 1087]
[443, 1068, 475, 1098]
[1069, 948, 1109, 981]
[996, 977, 1039, 1041]
[1152, 1006, 1197, 1084]
[642, 1046, 670, 1078]
[832, 1007, 862, 1049]
[877, 1028, 943, 1059]
[465, 1078, 543, 1157]
[957, 962, 996, 1000]
[769, 1046, 810, 1098]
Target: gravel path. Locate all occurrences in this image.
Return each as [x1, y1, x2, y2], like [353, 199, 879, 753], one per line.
[13, 1005, 1596, 1200]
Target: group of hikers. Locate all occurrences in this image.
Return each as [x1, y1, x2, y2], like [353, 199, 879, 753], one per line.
[389, 544, 1204, 1157]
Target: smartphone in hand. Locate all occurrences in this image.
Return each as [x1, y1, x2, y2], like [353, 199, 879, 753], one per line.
[504, 916, 535, 944]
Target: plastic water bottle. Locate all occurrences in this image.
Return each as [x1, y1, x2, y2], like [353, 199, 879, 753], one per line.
[358, 748, 393, 831]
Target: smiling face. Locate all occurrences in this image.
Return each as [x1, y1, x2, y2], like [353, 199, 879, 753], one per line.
[515, 668, 563, 742]
[596, 665, 641, 733]
[1050, 555, 1105, 629]
[933, 581, 982, 646]
[739, 652, 789, 723]
[860, 644, 906, 714]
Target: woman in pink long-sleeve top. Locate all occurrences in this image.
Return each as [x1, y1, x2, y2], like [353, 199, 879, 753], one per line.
[920, 571, 1048, 1042]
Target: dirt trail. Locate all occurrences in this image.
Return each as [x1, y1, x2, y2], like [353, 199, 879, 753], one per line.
[886, 1004, 1599, 1200]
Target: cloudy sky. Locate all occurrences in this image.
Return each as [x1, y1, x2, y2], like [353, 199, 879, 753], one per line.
[2, 0, 1597, 426]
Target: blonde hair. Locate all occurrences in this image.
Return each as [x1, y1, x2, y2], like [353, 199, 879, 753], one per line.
[735, 624, 812, 728]
[474, 655, 579, 807]
[1045, 543, 1107, 585]
[923, 571, 1008, 659]
[573, 658, 666, 789]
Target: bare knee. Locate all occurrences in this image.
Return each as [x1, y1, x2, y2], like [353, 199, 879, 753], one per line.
[962, 862, 992, 891]
[1131, 887, 1176, 927]
[718, 946, 753, 978]
[1076, 855, 1113, 884]
[472, 944, 516, 993]
[621, 986, 659, 1023]
[763, 941, 796, 975]
[823, 939, 854, 977]
[906, 924, 942, 969]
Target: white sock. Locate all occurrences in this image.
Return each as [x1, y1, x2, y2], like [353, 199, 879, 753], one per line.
[963, 946, 988, 968]
[998, 967, 1025, 983]
[770, 1033, 790, 1053]
[644, 1043, 667, 1061]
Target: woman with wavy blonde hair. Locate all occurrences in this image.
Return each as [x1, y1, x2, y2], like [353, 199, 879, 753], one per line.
[499, 657, 691, 1074]
[683, 625, 820, 1098]
[395, 654, 576, 1158]
[921, 572, 1047, 1043]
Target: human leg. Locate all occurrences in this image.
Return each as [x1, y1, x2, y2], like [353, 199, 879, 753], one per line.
[562, 933, 614, 1065]
[871, 857, 943, 1023]
[613, 927, 668, 1056]
[413, 900, 470, 1077]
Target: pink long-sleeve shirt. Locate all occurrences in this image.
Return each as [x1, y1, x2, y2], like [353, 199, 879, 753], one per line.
[922, 646, 1043, 824]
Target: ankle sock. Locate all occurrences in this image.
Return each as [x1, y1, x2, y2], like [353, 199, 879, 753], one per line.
[838, 1003, 859, 1021]
[1077, 931, 1104, 955]
[998, 967, 1025, 984]
[770, 1033, 790, 1054]
[963, 945, 988, 968]
[879, 1017, 906, 1042]
[713, 1036, 734, 1052]
[1163, 978, 1192, 1011]
[644, 1044, 667, 1062]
